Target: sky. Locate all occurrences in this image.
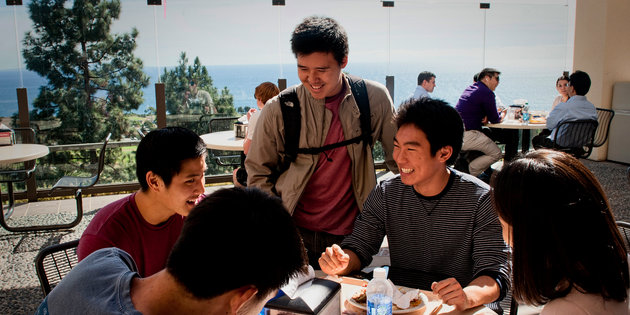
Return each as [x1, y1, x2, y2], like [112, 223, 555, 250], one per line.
[0, 0, 572, 74]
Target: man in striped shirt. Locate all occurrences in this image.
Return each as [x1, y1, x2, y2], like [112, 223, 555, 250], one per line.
[319, 98, 509, 313]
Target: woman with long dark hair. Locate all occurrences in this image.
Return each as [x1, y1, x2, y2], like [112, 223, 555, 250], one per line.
[492, 149, 629, 314]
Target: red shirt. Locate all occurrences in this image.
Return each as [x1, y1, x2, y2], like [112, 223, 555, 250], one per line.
[77, 193, 184, 277]
[293, 87, 359, 235]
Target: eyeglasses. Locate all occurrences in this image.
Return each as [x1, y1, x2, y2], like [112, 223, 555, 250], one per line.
[557, 83, 569, 87]
[494, 76, 500, 82]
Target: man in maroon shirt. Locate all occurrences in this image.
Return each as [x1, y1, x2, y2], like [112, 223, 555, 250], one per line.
[246, 16, 398, 267]
[77, 127, 207, 276]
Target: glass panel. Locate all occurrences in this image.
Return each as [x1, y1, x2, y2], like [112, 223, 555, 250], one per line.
[0, 0, 571, 193]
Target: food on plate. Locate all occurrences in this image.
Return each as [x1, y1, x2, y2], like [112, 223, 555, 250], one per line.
[529, 115, 546, 124]
[350, 287, 423, 310]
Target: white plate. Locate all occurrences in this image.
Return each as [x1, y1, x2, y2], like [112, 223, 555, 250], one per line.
[347, 288, 425, 314]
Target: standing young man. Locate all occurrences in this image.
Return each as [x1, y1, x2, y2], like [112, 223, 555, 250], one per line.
[245, 16, 398, 267]
[77, 127, 207, 277]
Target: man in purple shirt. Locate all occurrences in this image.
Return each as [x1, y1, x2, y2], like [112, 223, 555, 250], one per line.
[455, 68, 506, 177]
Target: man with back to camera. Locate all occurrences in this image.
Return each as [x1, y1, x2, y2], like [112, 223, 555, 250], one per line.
[36, 187, 307, 315]
[413, 71, 436, 99]
[532, 70, 597, 149]
[77, 127, 207, 277]
[455, 68, 513, 177]
[319, 98, 509, 314]
[245, 16, 398, 268]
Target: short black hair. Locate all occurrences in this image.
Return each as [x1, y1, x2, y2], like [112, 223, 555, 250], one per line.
[417, 71, 436, 85]
[136, 127, 206, 190]
[473, 72, 480, 82]
[479, 68, 500, 81]
[167, 187, 307, 300]
[569, 70, 591, 96]
[395, 98, 464, 165]
[291, 16, 349, 65]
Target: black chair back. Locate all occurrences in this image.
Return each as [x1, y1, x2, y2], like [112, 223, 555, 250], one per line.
[552, 119, 598, 158]
[594, 108, 614, 147]
[616, 221, 630, 252]
[34, 239, 80, 296]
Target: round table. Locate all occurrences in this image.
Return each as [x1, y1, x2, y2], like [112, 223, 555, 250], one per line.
[200, 131, 244, 151]
[486, 121, 547, 159]
[486, 122, 546, 130]
[0, 144, 50, 165]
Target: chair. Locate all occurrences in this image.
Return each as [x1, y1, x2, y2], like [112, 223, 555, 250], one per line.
[0, 127, 43, 232]
[207, 116, 242, 168]
[551, 119, 598, 158]
[593, 108, 615, 147]
[49, 133, 111, 229]
[617, 221, 630, 252]
[34, 239, 80, 296]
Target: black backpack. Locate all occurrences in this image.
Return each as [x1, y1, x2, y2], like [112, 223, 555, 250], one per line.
[278, 74, 372, 167]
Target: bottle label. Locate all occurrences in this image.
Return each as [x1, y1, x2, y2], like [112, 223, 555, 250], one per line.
[367, 293, 393, 315]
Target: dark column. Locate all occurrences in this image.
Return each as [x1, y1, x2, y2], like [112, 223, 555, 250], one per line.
[278, 78, 287, 91]
[155, 83, 166, 128]
[386, 75, 395, 102]
[17, 88, 37, 201]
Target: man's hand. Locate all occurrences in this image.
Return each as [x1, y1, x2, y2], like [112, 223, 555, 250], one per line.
[431, 278, 470, 310]
[319, 244, 350, 275]
[481, 116, 489, 124]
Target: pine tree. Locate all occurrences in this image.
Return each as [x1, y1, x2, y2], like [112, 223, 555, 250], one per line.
[161, 52, 235, 117]
[23, 0, 149, 144]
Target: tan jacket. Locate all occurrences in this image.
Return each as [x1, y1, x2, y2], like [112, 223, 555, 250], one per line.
[246, 75, 398, 214]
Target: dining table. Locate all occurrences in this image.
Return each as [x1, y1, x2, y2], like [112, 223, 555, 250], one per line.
[199, 130, 244, 151]
[486, 120, 547, 160]
[0, 143, 50, 229]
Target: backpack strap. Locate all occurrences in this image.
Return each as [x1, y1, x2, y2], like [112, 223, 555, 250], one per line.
[346, 74, 372, 148]
[279, 75, 372, 165]
[278, 86, 301, 164]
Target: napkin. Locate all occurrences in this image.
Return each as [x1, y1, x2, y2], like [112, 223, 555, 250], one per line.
[280, 265, 315, 298]
[386, 279, 423, 309]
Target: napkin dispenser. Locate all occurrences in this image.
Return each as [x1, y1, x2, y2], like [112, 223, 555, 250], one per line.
[234, 122, 247, 139]
[265, 278, 341, 315]
[0, 128, 14, 146]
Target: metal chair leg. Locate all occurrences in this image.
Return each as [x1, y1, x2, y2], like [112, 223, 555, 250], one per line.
[0, 187, 83, 232]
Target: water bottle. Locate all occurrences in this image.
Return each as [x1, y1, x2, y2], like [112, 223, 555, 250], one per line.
[367, 267, 393, 315]
[522, 105, 530, 124]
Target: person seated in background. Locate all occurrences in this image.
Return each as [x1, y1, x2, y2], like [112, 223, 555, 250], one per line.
[188, 80, 218, 115]
[532, 70, 597, 149]
[36, 187, 308, 315]
[552, 74, 570, 109]
[77, 127, 207, 277]
[233, 82, 280, 187]
[319, 97, 509, 313]
[492, 149, 629, 314]
[455, 68, 509, 177]
[412, 71, 436, 99]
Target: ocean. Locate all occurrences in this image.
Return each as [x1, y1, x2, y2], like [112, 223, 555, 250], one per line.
[0, 63, 560, 118]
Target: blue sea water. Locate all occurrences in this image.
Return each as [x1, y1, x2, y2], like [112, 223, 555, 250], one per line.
[0, 63, 559, 118]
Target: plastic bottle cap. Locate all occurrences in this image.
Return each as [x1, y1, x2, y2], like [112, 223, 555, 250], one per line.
[373, 267, 387, 279]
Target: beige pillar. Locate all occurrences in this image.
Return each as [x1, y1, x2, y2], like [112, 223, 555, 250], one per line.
[573, 0, 630, 160]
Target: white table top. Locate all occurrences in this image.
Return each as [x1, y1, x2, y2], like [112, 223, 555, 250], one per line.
[200, 131, 244, 151]
[0, 144, 49, 166]
[487, 121, 547, 130]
